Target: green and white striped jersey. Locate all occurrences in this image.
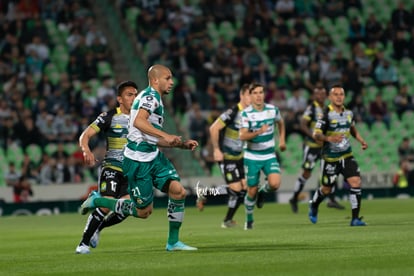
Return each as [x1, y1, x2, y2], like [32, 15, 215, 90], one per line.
[124, 86, 164, 162]
[241, 103, 282, 161]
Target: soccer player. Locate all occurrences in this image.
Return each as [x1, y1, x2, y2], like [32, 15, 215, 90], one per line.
[80, 64, 199, 251]
[309, 85, 368, 226]
[75, 80, 138, 254]
[204, 83, 251, 228]
[240, 83, 286, 230]
[289, 85, 345, 213]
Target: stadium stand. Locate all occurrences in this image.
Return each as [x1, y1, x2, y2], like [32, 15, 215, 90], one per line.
[1, 0, 414, 188]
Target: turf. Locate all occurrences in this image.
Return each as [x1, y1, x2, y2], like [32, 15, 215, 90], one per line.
[1, 198, 413, 276]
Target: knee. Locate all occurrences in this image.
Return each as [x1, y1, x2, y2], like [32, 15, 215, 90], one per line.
[168, 182, 187, 200]
[137, 206, 153, 219]
[268, 181, 280, 190]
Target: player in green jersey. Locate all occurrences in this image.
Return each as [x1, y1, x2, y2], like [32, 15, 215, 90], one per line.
[240, 83, 286, 230]
[80, 65, 199, 251]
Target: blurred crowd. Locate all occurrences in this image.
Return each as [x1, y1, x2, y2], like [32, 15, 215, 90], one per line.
[1, 0, 414, 197]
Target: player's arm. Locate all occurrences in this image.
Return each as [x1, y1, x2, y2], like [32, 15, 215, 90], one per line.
[209, 118, 225, 161]
[79, 126, 98, 166]
[134, 108, 181, 147]
[312, 116, 343, 143]
[276, 118, 286, 151]
[300, 117, 313, 138]
[239, 126, 268, 141]
[350, 125, 368, 150]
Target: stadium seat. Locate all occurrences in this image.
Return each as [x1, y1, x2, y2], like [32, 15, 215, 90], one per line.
[6, 144, 24, 170]
[26, 144, 43, 164]
[126, 7, 140, 31]
[44, 143, 58, 155]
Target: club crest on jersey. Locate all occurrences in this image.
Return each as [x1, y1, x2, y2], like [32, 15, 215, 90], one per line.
[136, 198, 143, 205]
[100, 181, 107, 192]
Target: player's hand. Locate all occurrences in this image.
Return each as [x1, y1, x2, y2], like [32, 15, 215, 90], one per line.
[328, 134, 343, 143]
[361, 140, 368, 150]
[182, 139, 199, 151]
[83, 151, 96, 167]
[279, 142, 286, 152]
[213, 148, 223, 162]
[165, 134, 182, 146]
[260, 124, 269, 134]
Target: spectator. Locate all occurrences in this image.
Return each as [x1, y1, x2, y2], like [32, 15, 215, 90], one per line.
[392, 30, 409, 61]
[342, 60, 363, 98]
[374, 59, 399, 88]
[398, 137, 414, 163]
[347, 16, 365, 46]
[275, 0, 295, 20]
[394, 84, 414, 120]
[368, 93, 391, 129]
[348, 94, 371, 127]
[5, 162, 20, 187]
[365, 13, 384, 44]
[188, 103, 208, 147]
[391, 1, 411, 31]
[392, 159, 413, 188]
[12, 176, 34, 203]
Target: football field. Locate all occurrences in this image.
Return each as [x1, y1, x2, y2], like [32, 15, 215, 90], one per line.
[1, 198, 413, 276]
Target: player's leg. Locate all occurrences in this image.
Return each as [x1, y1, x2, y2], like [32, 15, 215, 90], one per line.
[76, 168, 117, 254]
[308, 159, 336, 224]
[98, 173, 130, 231]
[222, 159, 246, 228]
[344, 157, 366, 226]
[154, 152, 197, 251]
[243, 159, 260, 230]
[326, 180, 345, 209]
[256, 157, 281, 209]
[290, 147, 319, 213]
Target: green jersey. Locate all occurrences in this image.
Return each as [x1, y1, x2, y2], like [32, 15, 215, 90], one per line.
[124, 86, 164, 162]
[241, 103, 282, 161]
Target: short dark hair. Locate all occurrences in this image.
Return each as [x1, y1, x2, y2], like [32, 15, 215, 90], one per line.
[117, 80, 138, 96]
[248, 83, 264, 94]
[240, 83, 250, 95]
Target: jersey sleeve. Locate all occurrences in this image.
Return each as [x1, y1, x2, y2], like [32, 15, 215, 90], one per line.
[138, 93, 160, 115]
[314, 107, 329, 134]
[302, 105, 313, 123]
[219, 105, 238, 126]
[90, 110, 113, 133]
[241, 110, 250, 129]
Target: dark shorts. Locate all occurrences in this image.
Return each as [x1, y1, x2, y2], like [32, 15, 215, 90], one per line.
[98, 167, 128, 198]
[301, 145, 321, 171]
[320, 156, 360, 186]
[219, 159, 245, 184]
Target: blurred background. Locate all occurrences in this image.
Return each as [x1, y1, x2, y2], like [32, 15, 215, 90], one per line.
[0, 0, 413, 212]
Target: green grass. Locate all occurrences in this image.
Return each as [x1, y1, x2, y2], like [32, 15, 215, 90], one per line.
[1, 198, 413, 276]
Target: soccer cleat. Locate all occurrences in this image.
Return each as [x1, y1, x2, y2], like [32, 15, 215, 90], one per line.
[221, 220, 237, 228]
[244, 221, 253, 230]
[75, 244, 90, 254]
[80, 191, 100, 215]
[256, 191, 265, 208]
[289, 198, 298, 213]
[166, 241, 198, 251]
[327, 200, 345, 210]
[308, 202, 318, 224]
[350, 217, 367, 226]
[89, 231, 100, 248]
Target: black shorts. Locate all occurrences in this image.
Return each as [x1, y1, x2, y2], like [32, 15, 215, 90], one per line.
[320, 156, 360, 186]
[98, 167, 129, 198]
[219, 159, 245, 184]
[301, 145, 322, 170]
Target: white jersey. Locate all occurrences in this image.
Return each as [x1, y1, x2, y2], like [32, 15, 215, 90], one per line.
[241, 103, 282, 161]
[124, 86, 164, 162]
